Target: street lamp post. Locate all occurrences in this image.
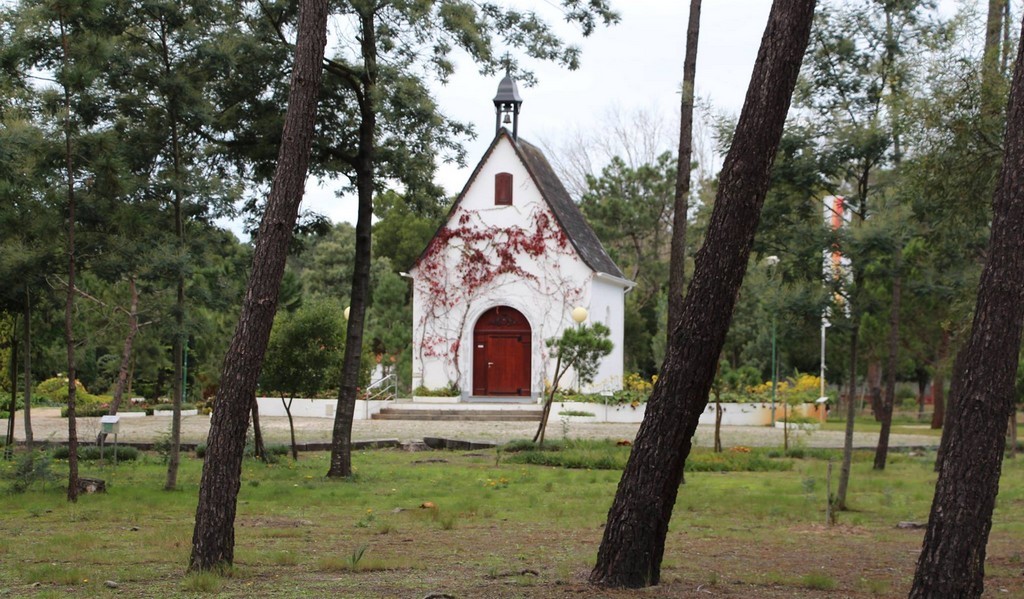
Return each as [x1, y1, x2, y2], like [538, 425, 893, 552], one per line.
[766, 256, 780, 426]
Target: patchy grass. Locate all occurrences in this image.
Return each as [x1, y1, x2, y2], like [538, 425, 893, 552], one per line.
[0, 446, 1021, 597]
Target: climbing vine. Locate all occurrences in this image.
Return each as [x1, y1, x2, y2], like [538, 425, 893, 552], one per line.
[414, 205, 585, 390]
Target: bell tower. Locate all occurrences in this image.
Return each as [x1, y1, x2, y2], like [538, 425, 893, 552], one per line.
[493, 72, 523, 140]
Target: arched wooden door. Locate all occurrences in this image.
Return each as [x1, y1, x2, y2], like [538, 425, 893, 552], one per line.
[472, 306, 531, 396]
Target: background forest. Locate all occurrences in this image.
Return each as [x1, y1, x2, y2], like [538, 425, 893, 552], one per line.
[0, 0, 1018, 423]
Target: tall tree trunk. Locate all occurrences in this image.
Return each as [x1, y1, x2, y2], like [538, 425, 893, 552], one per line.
[188, 0, 328, 572]
[666, 0, 702, 336]
[589, 1, 816, 587]
[5, 322, 15, 459]
[930, 329, 949, 429]
[533, 355, 565, 446]
[107, 276, 139, 415]
[327, 7, 377, 479]
[909, 20, 1024, 597]
[282, 396, 298, 460]
[982, 0, 1007, 119]
[836, 308, 860, 510]
[22, 289, 32, 446]
[916, 367, 928, 421]
[59, 11, 79, 504]
[163, 16, 185, 492]
[867, 360, 883, 421]
[873, 260, 901, 470]
[250, 396, 267, 463]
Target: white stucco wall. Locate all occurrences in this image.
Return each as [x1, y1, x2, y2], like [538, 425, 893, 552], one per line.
[410, 136, 628, 397]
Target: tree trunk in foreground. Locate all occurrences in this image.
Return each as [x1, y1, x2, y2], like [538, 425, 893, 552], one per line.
[188, 0, 328, 572]
[666, 0, 702, 335]
[589, 0, 816, 587]
[909, 18, 1024, 597]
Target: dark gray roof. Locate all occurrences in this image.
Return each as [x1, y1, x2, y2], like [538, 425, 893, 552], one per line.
[416, 129, 626, 281]
[512, 136, 625, 280]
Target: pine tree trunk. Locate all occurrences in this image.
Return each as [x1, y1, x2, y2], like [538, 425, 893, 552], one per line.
[874, 264, 901, 470]
[107, 276, 139, 416]
[714, 400, 722, 453]
[163, 14, 186, 491]
[327, 7, 377, 479]
[251, 396, 267, 463]
[666, 0, 702, 335]
[21, 289, 32, 447]
[867, 360, 883, 421]
[931, 329, 949, 429]
[283, 396, 298, 461]
[59, 11, 79, 504]
[5, 324, 15, 459]
[188, 0, 328, 572]
[589, 1, 816, 587]
[836, 310, 859, 510]
[909, 18, 1024, 596]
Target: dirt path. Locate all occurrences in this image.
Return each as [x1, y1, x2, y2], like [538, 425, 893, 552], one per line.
[2, 407, 938, 449]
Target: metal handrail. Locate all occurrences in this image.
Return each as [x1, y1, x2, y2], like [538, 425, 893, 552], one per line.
[363, 373, 398, 402]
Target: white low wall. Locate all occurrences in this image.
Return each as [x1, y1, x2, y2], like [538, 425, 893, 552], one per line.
[255, 397, 391, 420]
[551, 401, 822, 425]
[253, 397, 824, 425]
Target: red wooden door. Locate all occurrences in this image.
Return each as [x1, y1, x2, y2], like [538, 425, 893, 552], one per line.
[472, 307, 531, 396]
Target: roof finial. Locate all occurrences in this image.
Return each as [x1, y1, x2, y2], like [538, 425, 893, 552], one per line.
[493, 63, 523, 140]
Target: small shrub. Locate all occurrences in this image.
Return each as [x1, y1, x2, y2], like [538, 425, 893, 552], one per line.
[5, 451, 55, 493]
[195, 443, 206, 458]
[412, 383, 460, 397]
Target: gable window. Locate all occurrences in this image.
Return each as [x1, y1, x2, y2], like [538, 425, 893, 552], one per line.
[495, 172, 513, 205]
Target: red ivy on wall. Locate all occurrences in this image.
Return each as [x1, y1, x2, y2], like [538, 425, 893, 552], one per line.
[415, 207, 582, 388]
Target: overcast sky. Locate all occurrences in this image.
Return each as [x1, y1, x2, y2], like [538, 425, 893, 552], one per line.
[272, 0, 967, 233]
[292, 1, 775, 230]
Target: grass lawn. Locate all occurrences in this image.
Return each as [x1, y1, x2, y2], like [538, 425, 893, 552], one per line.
[1, 443, 1022, 598]
[821, 416, 1024, 443]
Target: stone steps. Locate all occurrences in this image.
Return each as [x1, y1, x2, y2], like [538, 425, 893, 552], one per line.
[372, 408, 543, 422]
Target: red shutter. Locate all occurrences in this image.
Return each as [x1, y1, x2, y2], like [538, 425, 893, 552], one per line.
[495, 172, 513, 205]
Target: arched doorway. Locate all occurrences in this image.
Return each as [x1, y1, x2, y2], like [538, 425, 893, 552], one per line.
[472, 306, 531, 396]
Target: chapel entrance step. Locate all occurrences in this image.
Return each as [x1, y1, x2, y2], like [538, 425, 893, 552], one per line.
[372, 408, 543, 422]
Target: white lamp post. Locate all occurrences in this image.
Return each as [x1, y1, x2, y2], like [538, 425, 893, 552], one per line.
[765, 256, 780, 426]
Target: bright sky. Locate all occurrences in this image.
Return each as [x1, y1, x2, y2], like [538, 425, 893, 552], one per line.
[294, 1, 775, 230]
[268, 0, 967, 233]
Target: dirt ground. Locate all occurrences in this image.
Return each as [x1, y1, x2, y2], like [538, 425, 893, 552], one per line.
[2, 407, 940, 449]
